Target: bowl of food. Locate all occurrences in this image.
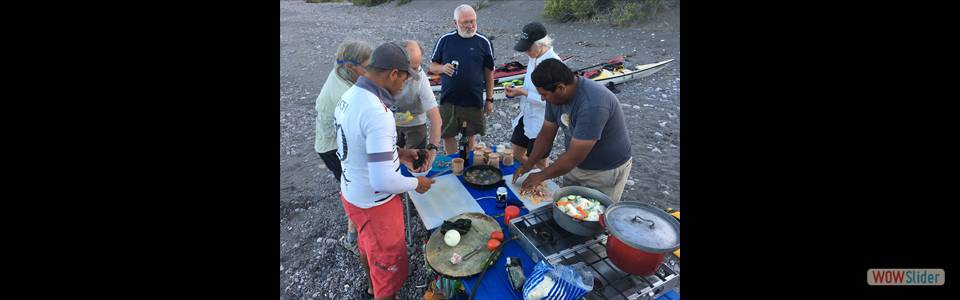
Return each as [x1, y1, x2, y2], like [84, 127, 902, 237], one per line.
[410, 168, 431, 177]
[551, 186, 613, 236]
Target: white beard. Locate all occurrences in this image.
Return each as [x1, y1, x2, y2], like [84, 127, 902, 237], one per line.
[457, 26, 477, 38]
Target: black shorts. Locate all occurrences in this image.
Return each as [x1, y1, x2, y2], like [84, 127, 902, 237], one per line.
[318, 150, 342, 183]
[510, 118, 549, 159]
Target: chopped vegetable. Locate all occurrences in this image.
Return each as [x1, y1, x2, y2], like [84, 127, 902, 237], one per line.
[520, 181, 550, 204]
[556, 194, 606, 221]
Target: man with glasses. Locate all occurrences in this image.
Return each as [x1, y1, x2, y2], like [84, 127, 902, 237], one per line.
[393, 40, 442, 166]
[513, 58, 634, 203]
[335, 42, 435, 300]
[429, 4, 495, 155]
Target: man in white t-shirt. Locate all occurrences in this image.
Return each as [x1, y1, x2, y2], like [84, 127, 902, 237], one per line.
[334, 42, 435, 300]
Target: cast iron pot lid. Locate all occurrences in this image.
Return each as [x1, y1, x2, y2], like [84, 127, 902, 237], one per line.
[604, 201, 680, 253]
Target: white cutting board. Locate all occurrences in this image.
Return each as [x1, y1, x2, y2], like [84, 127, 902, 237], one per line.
[503, 170, 560, 211]
[407, 174, 484, 230]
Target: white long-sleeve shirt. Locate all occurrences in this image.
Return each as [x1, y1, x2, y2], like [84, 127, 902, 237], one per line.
[335, 77, 418, 208]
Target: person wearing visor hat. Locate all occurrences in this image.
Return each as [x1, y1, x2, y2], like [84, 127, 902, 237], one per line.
[314, 40, 372, 255]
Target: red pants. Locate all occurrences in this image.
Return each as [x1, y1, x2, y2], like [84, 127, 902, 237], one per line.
[341, 194, 409, 297]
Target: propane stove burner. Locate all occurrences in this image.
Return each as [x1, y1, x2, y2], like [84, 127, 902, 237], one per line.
[509, 206, 680, 300]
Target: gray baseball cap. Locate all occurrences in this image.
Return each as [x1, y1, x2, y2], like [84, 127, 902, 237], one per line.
[369, 42, 420, 81]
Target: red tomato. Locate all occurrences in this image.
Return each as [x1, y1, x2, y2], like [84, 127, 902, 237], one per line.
[490, 231, 504, 242]
[486, 239, 502, 251]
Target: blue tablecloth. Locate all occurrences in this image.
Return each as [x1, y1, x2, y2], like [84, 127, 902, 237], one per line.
[402, 150, 533, 300]
[402, 151, 679, 300]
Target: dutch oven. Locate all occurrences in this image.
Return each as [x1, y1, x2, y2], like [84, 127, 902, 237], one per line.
[551, 186, 613, 236]
[599, 201, 680, 276]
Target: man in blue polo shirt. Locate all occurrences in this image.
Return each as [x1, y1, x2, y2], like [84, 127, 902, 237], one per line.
[428, 4, 495, 155]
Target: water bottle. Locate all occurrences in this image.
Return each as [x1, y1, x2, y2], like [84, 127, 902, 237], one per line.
[450, 60, 459, 77]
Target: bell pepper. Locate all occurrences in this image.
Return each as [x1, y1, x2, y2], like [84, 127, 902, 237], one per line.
[577, 207, 589, 219]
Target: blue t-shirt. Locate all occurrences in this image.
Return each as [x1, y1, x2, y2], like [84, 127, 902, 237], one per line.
[431, 31, 494, 108]
[544, 76, 632, 171]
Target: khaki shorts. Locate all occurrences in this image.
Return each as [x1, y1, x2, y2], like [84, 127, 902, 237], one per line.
[439, 103, 485, 138]
[396, 124, 428, 149]
[563, 157, 633, 202]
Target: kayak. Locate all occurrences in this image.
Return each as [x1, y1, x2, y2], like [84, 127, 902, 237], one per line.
[486, 58, 674, 100]
[429, 55, 575, 93]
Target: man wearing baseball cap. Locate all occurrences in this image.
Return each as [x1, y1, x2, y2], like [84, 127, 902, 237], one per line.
[335, 41, 433, 300]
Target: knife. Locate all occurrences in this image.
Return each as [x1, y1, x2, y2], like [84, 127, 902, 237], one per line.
[461, 246, 483, 261]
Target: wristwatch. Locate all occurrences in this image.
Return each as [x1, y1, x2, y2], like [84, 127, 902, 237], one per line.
[486, 97, 495, 103]
[426, 143, 439, 151]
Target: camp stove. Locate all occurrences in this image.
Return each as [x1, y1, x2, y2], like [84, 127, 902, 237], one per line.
[509, 206, 680, 300]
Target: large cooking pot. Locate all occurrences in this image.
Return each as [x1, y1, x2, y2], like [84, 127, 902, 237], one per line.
[551, 186, 613, 236]
[599, 201, 680, 276]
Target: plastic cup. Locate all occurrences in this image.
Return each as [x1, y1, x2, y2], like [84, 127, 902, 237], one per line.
[452, 158, 465, 175]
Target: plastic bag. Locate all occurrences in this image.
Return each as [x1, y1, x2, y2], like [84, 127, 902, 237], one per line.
[522, 260, 594, 300]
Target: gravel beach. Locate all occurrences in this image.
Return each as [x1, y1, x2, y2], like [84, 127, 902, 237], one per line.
[280, 1, 680, 298]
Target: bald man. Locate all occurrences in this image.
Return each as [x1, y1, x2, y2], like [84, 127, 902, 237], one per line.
[392, 40, 442, 167]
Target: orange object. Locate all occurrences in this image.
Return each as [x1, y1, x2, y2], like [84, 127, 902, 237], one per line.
[576, 207, 588, 218]
[486, 239, 502, 251]
[504, 205, 520, 225]
[556, 201, 570, 206]
[490, 231, 504, 242]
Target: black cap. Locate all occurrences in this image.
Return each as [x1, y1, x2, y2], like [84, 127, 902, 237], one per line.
[369, 42, 420, 81]
[513, 22, 547, 52]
